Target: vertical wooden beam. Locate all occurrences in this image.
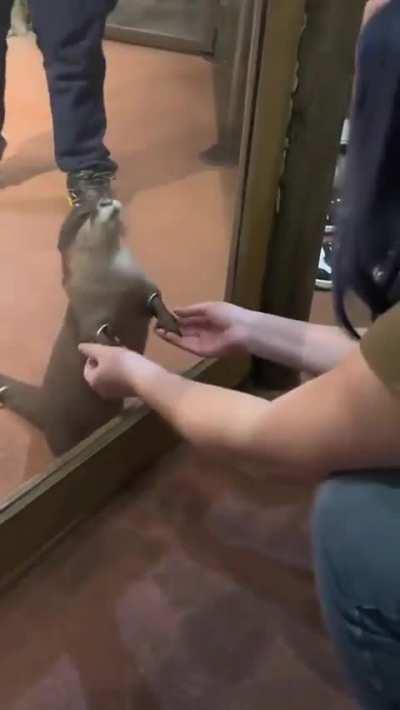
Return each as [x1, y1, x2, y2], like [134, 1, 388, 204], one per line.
[231, 0, 306, 308]
[255, 0, 366, 387]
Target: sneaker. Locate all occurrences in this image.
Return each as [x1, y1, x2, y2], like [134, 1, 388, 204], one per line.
[315, 238, 334, 291]
[314, 120, 348, 292]
[67, 168, 116, 208]
[314, 191, 341, 291]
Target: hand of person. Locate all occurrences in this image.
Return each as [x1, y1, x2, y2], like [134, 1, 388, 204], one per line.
[79, 343, 160, 400]
[155, 302, 252, 358]
[362, 0, 390, 28]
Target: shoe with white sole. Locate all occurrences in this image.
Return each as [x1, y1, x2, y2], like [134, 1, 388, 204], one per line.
[315, 238, 334, 291]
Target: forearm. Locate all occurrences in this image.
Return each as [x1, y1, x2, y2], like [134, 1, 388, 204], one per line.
[129, 346, 399, 484]
[129, 364, 334, 482]
[244, 310, 357, 375]
[131, 365, 270, 459]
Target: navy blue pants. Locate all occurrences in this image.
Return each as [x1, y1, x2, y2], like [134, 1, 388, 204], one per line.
[0, 0, 118, 173]
[313, 472, 400, 709]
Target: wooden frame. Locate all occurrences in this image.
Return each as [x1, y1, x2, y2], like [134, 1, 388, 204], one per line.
[105, 0, 219, 56]
[105, 25, 212, 56]
[255, 0, 366, 387]
[0, 0, 320, 587]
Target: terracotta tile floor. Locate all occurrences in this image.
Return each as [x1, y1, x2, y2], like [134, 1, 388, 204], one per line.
[0, 36, 236, 500]
[0, 445, 357, 710]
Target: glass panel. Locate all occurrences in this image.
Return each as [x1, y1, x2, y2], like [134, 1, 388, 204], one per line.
[0, 0, 264, 503]
[107, 0, 217, 53]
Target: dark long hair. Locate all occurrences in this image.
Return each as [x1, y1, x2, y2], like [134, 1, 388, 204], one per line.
[334, 0, 400, 336]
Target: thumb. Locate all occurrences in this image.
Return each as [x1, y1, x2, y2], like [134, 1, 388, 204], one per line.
[78, 342, 104, 360]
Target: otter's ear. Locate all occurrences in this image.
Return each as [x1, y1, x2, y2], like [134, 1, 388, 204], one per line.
[147, 293, 181, 335]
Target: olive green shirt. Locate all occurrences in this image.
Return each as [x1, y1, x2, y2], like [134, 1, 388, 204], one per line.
[361, 304, 400, 390]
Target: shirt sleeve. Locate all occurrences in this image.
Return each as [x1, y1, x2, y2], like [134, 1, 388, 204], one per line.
[360, 303, 400, 390]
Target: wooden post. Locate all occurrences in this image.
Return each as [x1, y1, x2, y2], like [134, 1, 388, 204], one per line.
[255, 0, 366, 388]
[231, 0, 306, 309]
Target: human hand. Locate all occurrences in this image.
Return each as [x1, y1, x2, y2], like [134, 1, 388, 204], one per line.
[362, 0, 390, 28]
[79, 343, 160, 400]
[155, 302, 252, 358]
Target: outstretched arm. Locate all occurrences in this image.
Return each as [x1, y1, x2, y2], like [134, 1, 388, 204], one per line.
[157, 302, 359, 376]
[80, 342, 400, 482]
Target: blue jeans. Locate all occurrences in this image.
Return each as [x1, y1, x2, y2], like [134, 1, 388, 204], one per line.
[313, 472, 400, 709]
[0, 0, 118, 173]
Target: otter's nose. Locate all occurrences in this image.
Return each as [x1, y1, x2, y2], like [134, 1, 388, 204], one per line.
[98, 198, 114, 208]
[96, 198, 122, 223]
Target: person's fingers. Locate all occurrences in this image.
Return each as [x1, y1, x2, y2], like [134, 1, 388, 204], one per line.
[156, 325, 202, 340]
[155, 328, 202, 355]
[83, 360, 97, 383]
[178, 327, 203, 337]
[174, 304, 212, 318]
[155, 329, 186, 347]
[79, 343, 108, 360]
[176, 316, 212, 328]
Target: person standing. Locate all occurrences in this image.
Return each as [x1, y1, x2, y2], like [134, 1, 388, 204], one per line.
[0, 0, 118, 207]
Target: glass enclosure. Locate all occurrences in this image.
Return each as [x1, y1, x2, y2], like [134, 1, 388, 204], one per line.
[0, 0, 265, 505]
[106, 0, 217, 53]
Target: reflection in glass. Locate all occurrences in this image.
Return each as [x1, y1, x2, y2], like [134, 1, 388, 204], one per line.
[0, 0, 262, 500]
[108, 0, 216, 49]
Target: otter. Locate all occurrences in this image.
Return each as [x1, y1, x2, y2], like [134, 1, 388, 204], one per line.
[0, 199, 179, 455]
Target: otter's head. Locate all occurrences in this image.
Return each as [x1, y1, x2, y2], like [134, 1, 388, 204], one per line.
[58, 199, 179, 351]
